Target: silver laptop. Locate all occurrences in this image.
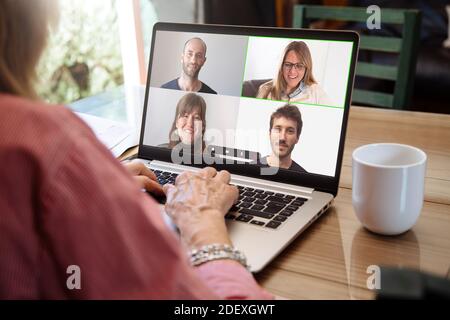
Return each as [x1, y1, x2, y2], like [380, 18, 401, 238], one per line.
[136, 22, 359, 272]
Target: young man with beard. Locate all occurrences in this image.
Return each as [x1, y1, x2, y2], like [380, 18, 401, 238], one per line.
[162, 37, 217, 94]
[260, 104, 307, 173]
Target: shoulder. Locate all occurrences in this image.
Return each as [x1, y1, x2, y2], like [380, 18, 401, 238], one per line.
[289, 160, 308, 173]
[307, 83, 333, 105]
[0, 94, 99, 173]
[306, 83, 329, 98]
[308, 83, 325, 93]
[259, 80, 273, 91]
[256, 80, 273, 98]
[161, 79, 180, 90]
[0, 94, 94, 143]
[199, 82, 217, 94]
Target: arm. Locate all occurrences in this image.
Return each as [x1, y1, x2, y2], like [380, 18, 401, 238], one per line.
[196, 260, 273, 299]
[163, 168, 273, 299]
[39, 115, 271, 299]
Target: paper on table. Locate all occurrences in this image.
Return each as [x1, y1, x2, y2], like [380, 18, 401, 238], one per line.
[75, 112, 138, 158]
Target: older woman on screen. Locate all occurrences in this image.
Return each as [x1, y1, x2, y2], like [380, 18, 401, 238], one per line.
[159, 93, 207, 154]
[257, 41, 332, 105]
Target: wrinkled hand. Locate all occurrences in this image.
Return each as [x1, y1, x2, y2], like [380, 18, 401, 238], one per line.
[163, 167, 239, 249]
[123, 161, 164, 195]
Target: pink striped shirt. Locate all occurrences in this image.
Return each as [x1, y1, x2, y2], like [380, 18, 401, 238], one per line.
[0, 94, 272, 300]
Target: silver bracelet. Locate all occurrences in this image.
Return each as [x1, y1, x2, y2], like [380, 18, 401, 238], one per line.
[189, 243, 250, 271]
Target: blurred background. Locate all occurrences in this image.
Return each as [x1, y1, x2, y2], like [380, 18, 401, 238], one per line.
[38, 0, 450, 122]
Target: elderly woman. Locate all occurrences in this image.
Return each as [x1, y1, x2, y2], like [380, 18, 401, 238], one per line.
[257, 41, 332, 105]
[0, 0, 271, 299]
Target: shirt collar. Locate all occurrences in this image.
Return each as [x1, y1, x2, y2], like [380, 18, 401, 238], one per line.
[287, 81, 305, 99]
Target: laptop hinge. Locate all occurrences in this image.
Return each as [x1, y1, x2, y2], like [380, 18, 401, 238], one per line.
[230, 174, 314, 195]
[143, 160, 315, 195]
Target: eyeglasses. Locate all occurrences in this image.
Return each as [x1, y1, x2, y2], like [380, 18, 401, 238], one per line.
[283, 62, 306, 71]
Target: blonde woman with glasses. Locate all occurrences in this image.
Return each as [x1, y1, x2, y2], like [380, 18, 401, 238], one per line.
[257, 41, 332, 105]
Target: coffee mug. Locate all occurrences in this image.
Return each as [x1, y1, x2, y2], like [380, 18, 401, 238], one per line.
[352, 143, 427, 235]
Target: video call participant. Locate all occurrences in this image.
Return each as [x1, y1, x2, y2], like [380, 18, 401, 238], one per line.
[161, 37, 217, 94]
[159, 92, 207, 153]
[257, 41, 331, 105]
[260, 104, 307, 173]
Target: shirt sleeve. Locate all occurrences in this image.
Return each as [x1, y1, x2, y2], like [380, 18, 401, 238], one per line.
[195, 260, 273, 299]
[38, 112, 272, 300]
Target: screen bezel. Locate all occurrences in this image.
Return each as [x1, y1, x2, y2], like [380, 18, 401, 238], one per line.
[138, 22, 359, 197]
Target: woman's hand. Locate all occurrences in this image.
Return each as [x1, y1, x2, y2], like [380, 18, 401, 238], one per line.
[123, 161, 164, 195]
[163, 167, 239, 249]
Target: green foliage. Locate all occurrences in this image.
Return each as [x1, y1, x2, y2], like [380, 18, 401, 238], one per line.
[37, 0, 124, 104]
[140, 0, 158, 65]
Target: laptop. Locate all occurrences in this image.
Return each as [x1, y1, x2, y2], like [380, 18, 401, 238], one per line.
[136, 22, 359, 272]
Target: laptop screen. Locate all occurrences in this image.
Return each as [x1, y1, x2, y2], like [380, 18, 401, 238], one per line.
[141, 23, 357, 186]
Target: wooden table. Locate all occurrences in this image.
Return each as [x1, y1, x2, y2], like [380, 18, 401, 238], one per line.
[121, 106, 450, 299]
[254, 106, 450, 299]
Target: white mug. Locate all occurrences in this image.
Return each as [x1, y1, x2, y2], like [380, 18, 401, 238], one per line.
[352, 143, 427, 235]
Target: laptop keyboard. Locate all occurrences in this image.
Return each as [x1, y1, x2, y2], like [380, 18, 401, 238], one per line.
[151, 170, 308, 230]
[154, 170, 177, 185]
[226, 186, 308, 229]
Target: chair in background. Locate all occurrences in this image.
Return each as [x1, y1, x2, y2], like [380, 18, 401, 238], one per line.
[241, 79, 271, 98]
[293, 5, 421, 109]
